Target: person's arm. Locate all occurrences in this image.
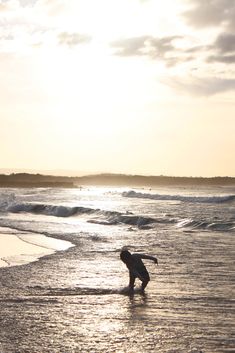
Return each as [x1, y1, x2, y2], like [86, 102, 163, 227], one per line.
[135, 253, 158, 264]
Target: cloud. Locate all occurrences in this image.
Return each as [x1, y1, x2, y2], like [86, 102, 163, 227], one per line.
[35, 0, 67, 17]
[0, 33, 14, 40]
[58, 32, 92, 47]
[207, 32, 235, 64]
[183, 0, 235, 30]
[207, 54, 235, 64]
[110, 2, 235, 70]
[164, 76, 235, 96]
[111, 36, 150, 56]
[214, 33, 235, 53]
[0, 0, 55, 50]
[0, 0, 20, 12]
[110, 29, 235, 69]
[19, 0, 38, 7]
[0, 1, 92, 51]
[111, 35, 188, 65]
[0, 0, 38, 8]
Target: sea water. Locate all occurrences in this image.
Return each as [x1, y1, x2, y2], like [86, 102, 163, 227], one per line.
[0, 185, 234, 353]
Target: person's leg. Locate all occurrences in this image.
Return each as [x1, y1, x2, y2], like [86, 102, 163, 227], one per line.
[141, 277, 149, 291]
[129, 273, 135, 290]
[140, 270, 150, 291]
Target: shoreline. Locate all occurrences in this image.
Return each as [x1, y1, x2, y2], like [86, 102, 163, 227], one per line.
[0, 229, 74, 268]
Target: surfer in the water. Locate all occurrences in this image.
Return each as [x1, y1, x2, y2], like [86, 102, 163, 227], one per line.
[120, 249, 158, 291]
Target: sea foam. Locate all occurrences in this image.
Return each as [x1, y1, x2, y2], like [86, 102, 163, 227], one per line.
[122, 190, 235, 203]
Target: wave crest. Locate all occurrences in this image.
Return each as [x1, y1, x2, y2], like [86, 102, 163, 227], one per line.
[122, 190, 235, 204]
[177, 218, 235, 231]
[5, 202, 157, 228]
[7, 203, 98, 217]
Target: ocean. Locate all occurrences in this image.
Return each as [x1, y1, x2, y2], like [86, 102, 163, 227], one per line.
[0, 185, 234, 353]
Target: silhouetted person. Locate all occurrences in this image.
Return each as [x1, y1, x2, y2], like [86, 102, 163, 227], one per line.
[120, 249, 158, 291]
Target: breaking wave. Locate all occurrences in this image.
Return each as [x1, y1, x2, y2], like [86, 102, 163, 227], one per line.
[122, 190, 235, 204]
[1, 192, 234, 232]
[4, 202, 157, 228]
[7, 203, 97, 217]
[177, 218, 235, 232]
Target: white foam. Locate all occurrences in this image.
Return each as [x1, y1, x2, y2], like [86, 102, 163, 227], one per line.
[123, 190, 235, 203]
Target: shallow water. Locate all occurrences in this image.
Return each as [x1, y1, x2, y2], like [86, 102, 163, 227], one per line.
[0, 186, 234, 352]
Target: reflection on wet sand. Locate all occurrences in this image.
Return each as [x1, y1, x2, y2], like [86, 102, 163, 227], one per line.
[0, 185, 234, 352]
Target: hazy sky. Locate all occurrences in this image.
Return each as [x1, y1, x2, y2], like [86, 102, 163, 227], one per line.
[0, 0, 235, 177]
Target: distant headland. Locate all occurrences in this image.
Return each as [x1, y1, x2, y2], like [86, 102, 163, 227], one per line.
[0, 173, 235, 188]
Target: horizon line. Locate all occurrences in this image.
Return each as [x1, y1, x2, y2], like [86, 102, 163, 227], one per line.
[0, 169, 235, 179]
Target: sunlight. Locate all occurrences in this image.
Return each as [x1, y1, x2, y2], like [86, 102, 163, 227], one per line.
[50, 0, 186, 40]
[35, 42, 163, 142]
[1, 0, 234, 176]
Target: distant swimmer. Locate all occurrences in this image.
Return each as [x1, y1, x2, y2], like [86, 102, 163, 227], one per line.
[120, 249, 158, 291]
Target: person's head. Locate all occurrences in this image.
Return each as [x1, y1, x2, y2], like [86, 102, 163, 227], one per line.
[120, 249, 132, 263]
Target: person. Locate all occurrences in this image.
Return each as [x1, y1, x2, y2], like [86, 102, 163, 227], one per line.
[120, 249, 158, 291]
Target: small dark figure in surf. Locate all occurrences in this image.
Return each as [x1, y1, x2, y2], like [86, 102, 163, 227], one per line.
[120, 249, 158, 291]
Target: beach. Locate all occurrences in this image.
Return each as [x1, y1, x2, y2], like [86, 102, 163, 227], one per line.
[0, 227, 73, 268]
[1, 0, 235, 351]
[0, 186, 234, 353]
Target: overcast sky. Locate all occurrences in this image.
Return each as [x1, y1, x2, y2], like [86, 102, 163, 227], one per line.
[0, 0, 235, 176]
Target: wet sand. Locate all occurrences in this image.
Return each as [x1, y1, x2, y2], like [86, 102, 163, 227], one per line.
[0, 227, 234, 353]
[0, 230, 73, 267]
